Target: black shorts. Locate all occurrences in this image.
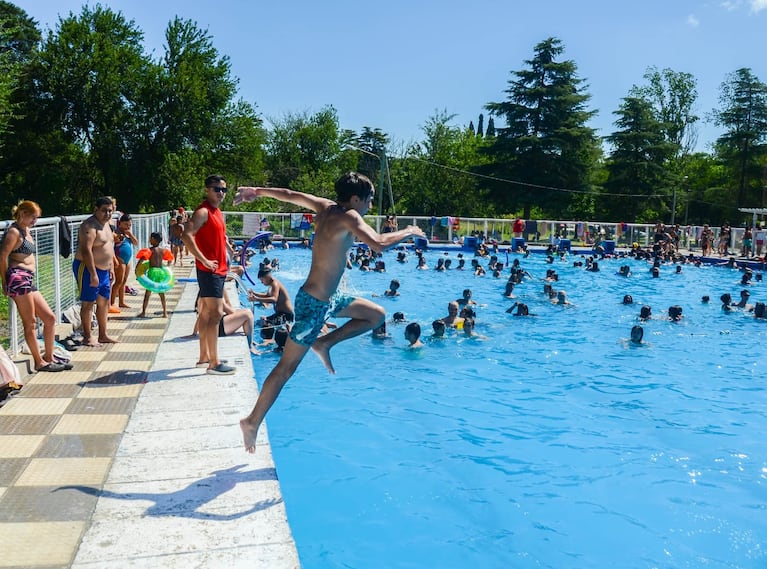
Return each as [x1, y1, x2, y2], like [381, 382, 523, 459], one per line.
[263, 311, 294, 327]
[197, 268, 225, 298]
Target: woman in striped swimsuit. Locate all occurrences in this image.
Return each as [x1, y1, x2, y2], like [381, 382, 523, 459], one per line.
[0, 201, 70, 372]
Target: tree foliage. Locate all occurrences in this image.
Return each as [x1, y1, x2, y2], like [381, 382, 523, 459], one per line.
[629, 66, 699, 157]
[395, 110, 490, 217]
[602, 97, 677, 222]
[484, 37, 600, 219]
[0, 7, 761, 228]
[711, 68, 767, 208]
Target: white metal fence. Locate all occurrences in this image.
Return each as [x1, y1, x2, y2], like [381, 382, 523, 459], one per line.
[0, 210, 747, 355]
[0, 212, 170, 355]
[223, 212, 739, 252]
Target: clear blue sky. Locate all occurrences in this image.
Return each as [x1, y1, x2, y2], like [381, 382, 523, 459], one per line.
[21, 0, 767, 153]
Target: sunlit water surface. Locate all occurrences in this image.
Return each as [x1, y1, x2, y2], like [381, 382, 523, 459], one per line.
[245, 248, 767, 569]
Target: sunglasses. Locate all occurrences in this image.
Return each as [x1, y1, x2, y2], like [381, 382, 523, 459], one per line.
[209, 186, 228, 193]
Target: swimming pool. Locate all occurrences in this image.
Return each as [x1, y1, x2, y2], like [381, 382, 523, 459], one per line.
[246, 247, 767, 569]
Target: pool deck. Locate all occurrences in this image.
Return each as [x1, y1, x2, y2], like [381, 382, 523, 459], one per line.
[0, 264, 300, 569]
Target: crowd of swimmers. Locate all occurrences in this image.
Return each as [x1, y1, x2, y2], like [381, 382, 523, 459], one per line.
[292, 236, 767, 350]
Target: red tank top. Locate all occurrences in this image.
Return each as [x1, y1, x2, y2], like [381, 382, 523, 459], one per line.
[194, 200, 228, 276]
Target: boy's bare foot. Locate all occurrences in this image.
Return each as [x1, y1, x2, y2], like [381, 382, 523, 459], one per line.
[311, 338, 335, 374]
[119, 303, 130, 308]
[98, 336, 118, 344]
[240, 418, 258, 453]
[161, 312, 168, 318]
[138, 312, 146, 318]
[83, 339, 102, 348]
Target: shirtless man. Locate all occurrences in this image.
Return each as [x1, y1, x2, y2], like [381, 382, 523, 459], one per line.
[235, 172, 425, 453]
[73, 196, 117, 346]
[250, 267, 295, 329]
[440, 301, 465, 328]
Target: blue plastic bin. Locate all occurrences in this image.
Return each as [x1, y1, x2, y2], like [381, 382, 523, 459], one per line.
[512, 237, 526, 251]
[559, 239, 571, 252]
[603, 240, 615, 254]
[462, 236, 478, 251]
[414, 236, 429, 250]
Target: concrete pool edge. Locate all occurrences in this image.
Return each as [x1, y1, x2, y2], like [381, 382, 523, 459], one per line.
[69, 279, 301, 569]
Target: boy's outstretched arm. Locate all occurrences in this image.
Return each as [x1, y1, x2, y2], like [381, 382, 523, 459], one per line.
[235, 186, 333, 213]
[343, 209, 425, 253]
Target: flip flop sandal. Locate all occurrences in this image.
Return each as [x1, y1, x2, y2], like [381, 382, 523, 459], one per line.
[36, 362, 67, 372]
[60, 338, 79, 351]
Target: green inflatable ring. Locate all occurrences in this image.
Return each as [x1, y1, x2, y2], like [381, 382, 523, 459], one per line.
[137, 265, 175, 293]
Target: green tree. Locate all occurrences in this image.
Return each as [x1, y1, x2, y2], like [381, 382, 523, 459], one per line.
[683, 152, 733, 225]
[35, 5, 152, 206]
[630, 66, 699, 157]
[129, 16, 244, 211]
[484, 37, 599, 218]
[395, 109, 490, 217]
[0, 2, 42, 213]
[262, 106, 344, 205]
[602, 97, 677, 222]
[711, 67, 767, 207]
[485, 116, 496, 137]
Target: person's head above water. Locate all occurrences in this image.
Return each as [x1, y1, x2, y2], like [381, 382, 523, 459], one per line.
[432, 319, 446, 337]
[630, 325, 644, 344]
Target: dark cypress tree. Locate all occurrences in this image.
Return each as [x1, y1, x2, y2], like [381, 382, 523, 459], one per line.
[476, 113, 484, 137]
[486, 116, 496, 137]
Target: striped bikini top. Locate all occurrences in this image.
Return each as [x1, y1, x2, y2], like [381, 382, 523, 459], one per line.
[10, 223, 36, 256]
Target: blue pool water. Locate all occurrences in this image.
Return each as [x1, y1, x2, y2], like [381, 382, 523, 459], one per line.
[246, 248, 767, 569]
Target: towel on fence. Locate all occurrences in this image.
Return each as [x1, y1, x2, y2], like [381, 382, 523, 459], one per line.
[290, 213, 303, 229]
[299, 213, 313, 230]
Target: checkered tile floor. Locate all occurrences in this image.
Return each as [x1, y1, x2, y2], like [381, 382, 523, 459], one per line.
[0, 261, 299, 569]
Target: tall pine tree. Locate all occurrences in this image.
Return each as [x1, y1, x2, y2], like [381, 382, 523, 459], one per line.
[484, 37, 599, 218]
[712, 67, 767, 207]
[602, 97, 677, 222]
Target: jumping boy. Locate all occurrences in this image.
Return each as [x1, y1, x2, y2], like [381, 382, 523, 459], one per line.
[234, 172, 425, 453]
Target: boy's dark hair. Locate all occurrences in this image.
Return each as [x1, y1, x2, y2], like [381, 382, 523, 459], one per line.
[257, 267, 272, 279]
[335, 172, 374, 202]
[405, 322, 421, 339]
[755, 302, 766, 318]
[150, 231, 162, 242]
[205, 174, 226, 188]
[95, 196, 113, 209]
[119, 213, 132, 223]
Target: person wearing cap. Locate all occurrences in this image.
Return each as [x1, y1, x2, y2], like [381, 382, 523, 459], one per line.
[250, 267, 294, 329]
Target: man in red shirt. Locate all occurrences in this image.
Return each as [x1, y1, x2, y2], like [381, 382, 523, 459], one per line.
[513, 217, 525, 238]
[182, 175, 236, 375]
